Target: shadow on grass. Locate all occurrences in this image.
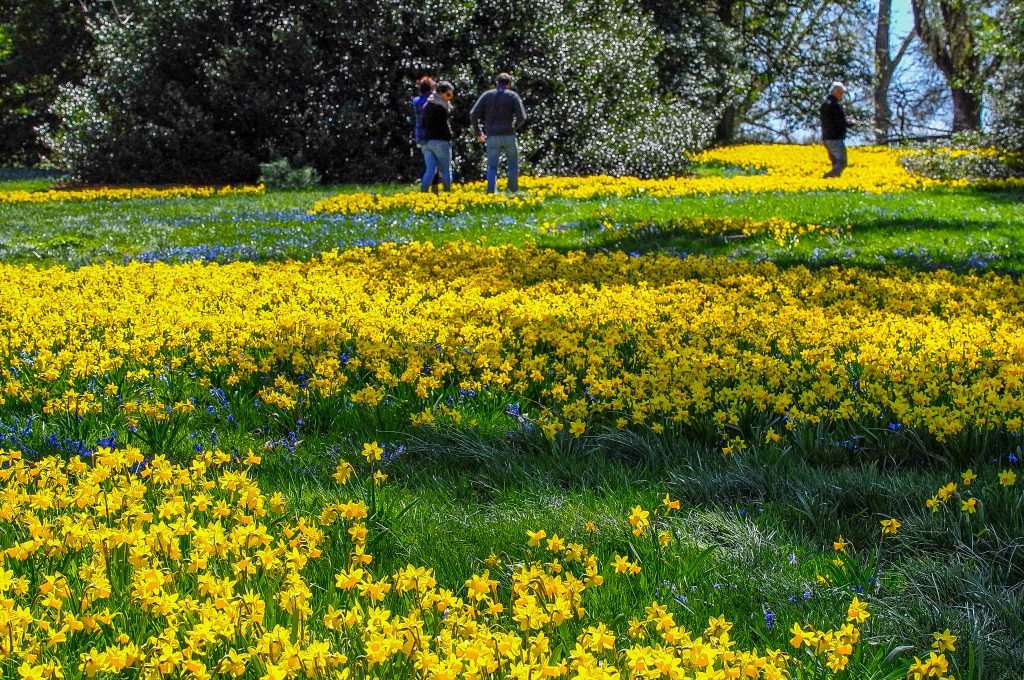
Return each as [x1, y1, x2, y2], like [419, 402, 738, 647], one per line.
[562, 207, 1024, 276]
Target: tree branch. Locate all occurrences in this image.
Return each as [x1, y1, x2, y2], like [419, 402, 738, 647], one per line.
[911, 0, 954, 77]
[883, 31, 916, 82]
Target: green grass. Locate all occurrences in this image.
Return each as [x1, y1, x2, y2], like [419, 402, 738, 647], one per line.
[246, 423, 1023, 677]
[1, 177, 1022, 677]
[1, 184, 1021, 272]
[0, 168, 65, 192]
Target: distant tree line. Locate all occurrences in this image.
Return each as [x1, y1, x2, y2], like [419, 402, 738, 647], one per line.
[0, 0, 1019, 183]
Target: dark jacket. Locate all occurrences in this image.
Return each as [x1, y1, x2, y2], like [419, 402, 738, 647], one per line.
[411, 95, 429, 143]
[469, 89, 527, 136]
[820, 94, 848, 141]
[421, 101, 453, 142]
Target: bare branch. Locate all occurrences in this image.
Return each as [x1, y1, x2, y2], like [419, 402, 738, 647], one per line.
[883, 31, 916, 83]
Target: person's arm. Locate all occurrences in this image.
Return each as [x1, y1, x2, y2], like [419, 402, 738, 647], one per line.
[513, 92, 527, 131]
[411, 98, 423, 140]
[469, 93, 487, 141]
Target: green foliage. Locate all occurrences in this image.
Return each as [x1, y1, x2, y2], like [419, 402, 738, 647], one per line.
[457, 0, 709, 178]
[0, 0, 91, 164]
[259, 158, 321, 190]
[899, 142, 1023, 180]
[992, 2, 1024, 150]
[44, 0, 708, 184]
[638, 0, 874, 143]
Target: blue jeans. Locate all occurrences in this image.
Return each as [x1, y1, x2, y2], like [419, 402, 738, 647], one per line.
[418, 143, 438, 190]
[485, 135, 519, 193]
[421, 141, 451, 192]
[823, 139, 847, 177]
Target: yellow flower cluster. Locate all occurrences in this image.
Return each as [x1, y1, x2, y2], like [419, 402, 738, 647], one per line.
[788, 596, 866, 674]
[2, 242, 1024, 445]
[0, 184, 264, 205]
[0, 446, 816, 679]
[310, 188, 540, 215]
[906, 630, 958, 680]
[924, 466, 1019, 513]
[311, 145, 1024, 216]
[583, 215, 840, 247]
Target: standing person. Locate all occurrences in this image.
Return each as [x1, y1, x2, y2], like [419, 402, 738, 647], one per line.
[470, 73, 527, 194]
[420, 81, 455, 192]
[411, 76, 440, 193]
[820, 81, 849, 178]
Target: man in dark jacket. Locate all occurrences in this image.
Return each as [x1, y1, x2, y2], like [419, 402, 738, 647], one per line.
[470, 73, 528, 194]
[820, 81, 849, 178]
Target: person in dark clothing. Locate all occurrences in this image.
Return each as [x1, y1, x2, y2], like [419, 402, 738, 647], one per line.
[411, 76, 440, 193]
[820, 81, 849, 178]
[469, 73, 528, 194]
[420, 81, 455, 192]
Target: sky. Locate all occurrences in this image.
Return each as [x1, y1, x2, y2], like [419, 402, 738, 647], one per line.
[891, 1, 914, 39]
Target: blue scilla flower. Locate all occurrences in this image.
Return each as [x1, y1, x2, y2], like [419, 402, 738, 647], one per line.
[129, 458, 151, 476]
[764, 610, 775, 629]
[96, 431, 118, 449]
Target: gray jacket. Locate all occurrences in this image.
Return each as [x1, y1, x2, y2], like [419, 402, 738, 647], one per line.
[469, 89, 527, 136]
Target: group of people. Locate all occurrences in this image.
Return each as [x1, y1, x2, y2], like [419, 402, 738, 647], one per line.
[411, 72, 528, 194]
[411, 74, 850, 190]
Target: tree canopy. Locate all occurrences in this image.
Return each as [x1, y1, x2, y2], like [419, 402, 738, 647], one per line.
[1, 0, 1020, 181]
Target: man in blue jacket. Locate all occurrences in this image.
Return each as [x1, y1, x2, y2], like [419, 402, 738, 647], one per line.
[820, 81, 849, 178]
[470, 73, 528, 194]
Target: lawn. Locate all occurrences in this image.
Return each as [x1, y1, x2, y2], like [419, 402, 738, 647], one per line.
[0, 145, 1021, 679]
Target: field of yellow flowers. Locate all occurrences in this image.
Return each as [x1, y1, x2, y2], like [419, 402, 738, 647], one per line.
[0, 145, 1022, 679]
[309, 145, 1024, 216]
[3, 242, 1024, 448]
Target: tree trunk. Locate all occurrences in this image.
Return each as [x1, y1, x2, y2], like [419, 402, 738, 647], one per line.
[715, 104, 737, 144]
[950, 87, 982, 132]
[911, 0, 993, 135]
[716, 0, 734, 24]
[873, 0, 893, 144]
[713, 0, 737, 144]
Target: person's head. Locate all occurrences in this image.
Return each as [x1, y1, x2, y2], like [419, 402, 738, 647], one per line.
[436, 81, 454, 100]
[496, 73, 513, 90]
[829, 81, 847, 100]
[417, 76, 435, 96]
